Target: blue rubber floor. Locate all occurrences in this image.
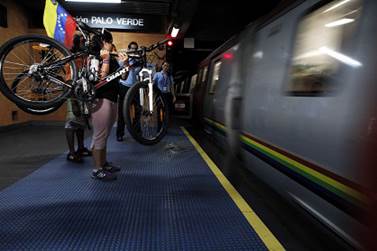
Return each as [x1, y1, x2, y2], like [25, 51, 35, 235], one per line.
[0, 127, 268, 251]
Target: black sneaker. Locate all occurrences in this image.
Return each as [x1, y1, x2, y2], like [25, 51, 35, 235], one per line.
[91, 169, 117, 181]
[103, 162, 121, 173]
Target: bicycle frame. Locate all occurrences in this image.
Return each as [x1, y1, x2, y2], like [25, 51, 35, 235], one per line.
[43, 51, 87, 89]
[95, 64, 154, 113]
[94, 65, 129, 90]
[42, 49, 130, 95]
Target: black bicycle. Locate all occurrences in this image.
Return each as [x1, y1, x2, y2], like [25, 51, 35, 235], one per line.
[0, 21, 170, 145]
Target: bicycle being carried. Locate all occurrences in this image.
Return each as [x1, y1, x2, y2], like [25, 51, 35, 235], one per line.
[0, 21, 170, 145]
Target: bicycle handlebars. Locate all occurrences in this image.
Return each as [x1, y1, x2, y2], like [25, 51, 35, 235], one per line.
[108, 38, 171, 58]
[75, 20, 172, 61]
[146, 38, 170, 52]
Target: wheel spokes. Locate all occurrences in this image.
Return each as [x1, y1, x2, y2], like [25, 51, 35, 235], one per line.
[0, 39, 73, 104]
[128, 86, 167, 141]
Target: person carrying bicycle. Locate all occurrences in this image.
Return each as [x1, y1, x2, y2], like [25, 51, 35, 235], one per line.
[0, 21, 170, 146]
[90, 30, 126, 181]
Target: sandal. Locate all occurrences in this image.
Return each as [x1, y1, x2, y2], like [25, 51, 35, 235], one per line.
[77, 147, 92, 157]
[67, 153, 83, 163]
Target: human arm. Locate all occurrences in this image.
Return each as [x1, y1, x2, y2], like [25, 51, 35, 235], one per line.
[153, 72, 159, 86]
[117, 52, 128, 67]
[100, 49, 110, 78]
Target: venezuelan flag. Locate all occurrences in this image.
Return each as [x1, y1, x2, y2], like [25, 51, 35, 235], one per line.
[43, 0, 76, 49]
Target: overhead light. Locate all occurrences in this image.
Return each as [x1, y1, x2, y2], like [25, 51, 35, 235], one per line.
[319, 47, 362, 67]
[65, 0, 121, 3]
[325, 18, 354, 27]
[171, 27, 180, 38]
[323, 0, 351, 13]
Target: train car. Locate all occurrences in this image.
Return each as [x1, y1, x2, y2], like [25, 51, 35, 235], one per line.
[193, 35, 241, 148]
[194, 0, 377, 249]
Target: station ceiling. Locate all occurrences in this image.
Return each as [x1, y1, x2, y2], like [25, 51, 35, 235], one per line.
[14, 0, 282, 71]
[15, 0, 281, 46]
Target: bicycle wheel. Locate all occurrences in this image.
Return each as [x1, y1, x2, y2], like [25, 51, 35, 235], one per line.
[0, 34, 77, 109]
[124, 81, 169, 145]
[17, 103, 63, 115]
[11, 71, 65, 115]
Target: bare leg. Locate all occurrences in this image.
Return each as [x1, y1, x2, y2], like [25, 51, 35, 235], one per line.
[65, 128, 76, 154]
[66, 128, 82, 163]
[92, 148, 106, 169]
[76, 128, 85, 150]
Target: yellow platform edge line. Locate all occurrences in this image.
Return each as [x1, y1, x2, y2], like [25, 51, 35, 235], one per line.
[181, 127, 285, 251]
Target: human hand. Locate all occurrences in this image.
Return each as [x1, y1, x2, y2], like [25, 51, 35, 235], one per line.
[100, 49, 110, 59]
[121, 71, 129, 80]
[118, 52, 127, 62]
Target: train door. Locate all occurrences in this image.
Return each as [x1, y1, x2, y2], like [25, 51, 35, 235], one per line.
[174, 74, 197, 119]
[225, 29, 256, 156]
[203, 57, 223, 136]
[192, 65, 209, 126]
[213, 52, 234, 125]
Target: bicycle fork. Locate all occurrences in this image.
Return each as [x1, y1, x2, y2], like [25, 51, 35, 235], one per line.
[139, 68, 154, 113]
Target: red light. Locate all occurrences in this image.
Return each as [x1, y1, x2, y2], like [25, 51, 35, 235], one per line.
[167, 40, 174, 47]
[223, 53, 233, 59]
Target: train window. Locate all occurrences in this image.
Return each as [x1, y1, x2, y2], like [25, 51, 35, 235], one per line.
[288, 0, 362, 95]
[197, 69, 203, 87]
[202, 66, 208, 83]
[180, 80, 185, 94]
[209, 61, 222, 94]
[182, 78, 191, 93]
[175, 81, 182, 94]
[190, 74, 198, 91]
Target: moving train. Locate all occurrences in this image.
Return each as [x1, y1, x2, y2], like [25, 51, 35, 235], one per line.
[191, 0, 377, 249]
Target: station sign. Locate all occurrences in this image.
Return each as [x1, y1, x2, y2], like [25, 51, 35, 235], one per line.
[74, 13, 164, 33]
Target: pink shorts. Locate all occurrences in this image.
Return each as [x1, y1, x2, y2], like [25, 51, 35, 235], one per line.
[90, 98, 117, 150]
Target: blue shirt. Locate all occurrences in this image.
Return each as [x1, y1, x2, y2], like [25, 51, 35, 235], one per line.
[119, 58, 141, 87]
[153, 71, 174, 93]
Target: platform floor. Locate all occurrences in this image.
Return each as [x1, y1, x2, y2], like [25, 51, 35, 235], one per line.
[0, 126, 282, 251]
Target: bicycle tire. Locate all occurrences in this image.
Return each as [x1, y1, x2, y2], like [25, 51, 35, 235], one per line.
[124, 81, 169, 145]
[17, 102, 63, 115]
[10, 71, 65, 115]
[0, 34, 77, 109]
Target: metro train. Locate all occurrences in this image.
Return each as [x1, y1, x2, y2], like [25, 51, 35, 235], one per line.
[191, 0, 377, 249]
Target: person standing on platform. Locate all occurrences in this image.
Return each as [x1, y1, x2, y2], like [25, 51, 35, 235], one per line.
[116, 41, 141, 142]
[153, 61, 176, 115]
[90, 30, 125, 181]
[65, 32, 92, 163]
